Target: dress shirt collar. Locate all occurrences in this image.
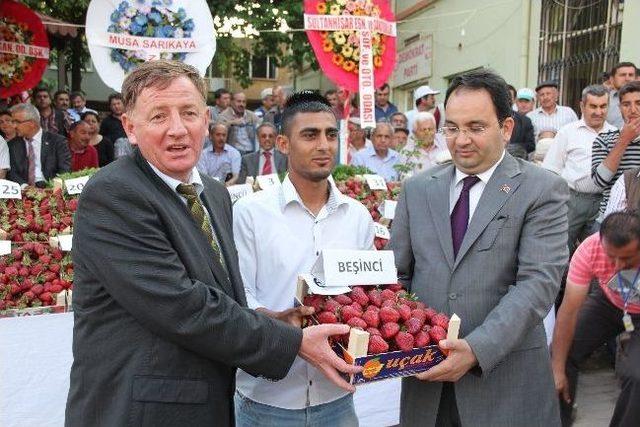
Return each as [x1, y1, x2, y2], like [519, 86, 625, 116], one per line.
[364, 145, 397, 162]
[147, 161, 204, 196]
[279, 174, 348, 215]
[29, 128, 43, 145]
[535, 105, 558, 116]
[454, 149, 506, 186]
[260, 148, 274, 155]
[575, 118, 617, 134]
[207, 143, 230, 155]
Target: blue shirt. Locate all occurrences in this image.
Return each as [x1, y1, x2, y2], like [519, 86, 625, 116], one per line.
[374, 102, 398, 122]
[197, 144, 241, 182]
[352, 146, 402, 181]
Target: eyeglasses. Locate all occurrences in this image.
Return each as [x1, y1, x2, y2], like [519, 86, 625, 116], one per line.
[438, 122, 500, 140]
[13, 118, 34, 125]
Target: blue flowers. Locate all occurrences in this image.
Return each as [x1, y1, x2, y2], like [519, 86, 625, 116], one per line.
[106, 0, 197, 72]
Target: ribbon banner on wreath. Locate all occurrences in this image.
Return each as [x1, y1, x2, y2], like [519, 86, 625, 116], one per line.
[86, 0, 216, 92]
[0, 0, 50, 99]
[304, 0, 396, 132]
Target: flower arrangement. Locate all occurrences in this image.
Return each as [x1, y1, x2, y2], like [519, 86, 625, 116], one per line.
[107, 0, 195, 72]
[0, 17, 35, 89]
[316, 0, 386, 74]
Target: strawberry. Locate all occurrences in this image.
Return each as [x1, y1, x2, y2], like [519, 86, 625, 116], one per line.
[50, 285, 63, 293]
[367, 289, 382, 307]
[349, 302, 363, 314]
[340, 305, 361, 323]
[22, 291, 36, 301]
[365, 305, 380, 314]
[431, 313, 450, 329]
[38, 255, 51, 264]
[324, 299, 341, 314]
[318, 311, 338, 324]
[368, 335, 389, 354]
[346, 317, 368, 329]
[405, 317, 423, 334]
[350, 286, 369, 307]
[366, 327, 381, 336]
[303, 294, 325, 312]
[380, 289, 396, 301]
[385, 283, 404, 292]
[411, 308, 427, 323]
[424, 307, 438, 321]
[397, 304, 412, 321]
[429, 325, 447, 343]
[333, 294, 353, 305]
[39, 292, 53, 304]
[415, 330, 431, 347]
[49, 264, 61, 274]
[395, 331, 414, 351]
[31, 284, 44, 295]
[380, 322, 400, 340]
[415, 302, 426, 310]
[379, 306, 400, 323]
[381, 299, 396, 308]
[362, 310, 380, 328]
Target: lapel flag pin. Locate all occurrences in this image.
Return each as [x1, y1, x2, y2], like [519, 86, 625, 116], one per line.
[500, 184, 511, 194]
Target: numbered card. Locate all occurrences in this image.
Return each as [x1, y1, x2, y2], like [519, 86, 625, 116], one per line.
[0, 240, 11, 255]
[373, 222, 391, 240]
[65, 175, 91, 195]
[256, 174, 281, 190]
[363, 174, 387, 191]
[227, 183, 253, 204]
[378, 200, 397, 220]
[0, 179, 22, 199]
[58, 234, 73, 251]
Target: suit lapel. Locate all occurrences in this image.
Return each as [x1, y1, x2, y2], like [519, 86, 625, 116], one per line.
[250, 152, 260, 176]
[426, 166, 456, 269]
[453, 154, 522, 269]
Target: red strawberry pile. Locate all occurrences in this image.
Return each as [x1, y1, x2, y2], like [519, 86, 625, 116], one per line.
[0, 242, 73, 311]
[303, 284, 450, 355]
[0, 187, 77, 242]
[0, 186, 78, 312]
[334, 177, 400, 250]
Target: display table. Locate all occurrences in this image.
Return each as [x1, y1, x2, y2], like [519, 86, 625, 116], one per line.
[0, 313, 400, 427]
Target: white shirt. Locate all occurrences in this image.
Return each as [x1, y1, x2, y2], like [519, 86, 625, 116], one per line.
[24, 129, 44, 182]
[402, 133, 449, 176]
[0, 135, 9, 170]
[450, 150, 506, 221]
[603, 170, 640, 218]
[233, 175, 374, 409]
[542, 119, 617, 193]
[257, 148, 276, 175]
[527, 105, 578, 138]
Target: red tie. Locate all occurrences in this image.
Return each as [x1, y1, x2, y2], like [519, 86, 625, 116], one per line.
[262, 151, 272, 175]
[27, 138, 36, 186]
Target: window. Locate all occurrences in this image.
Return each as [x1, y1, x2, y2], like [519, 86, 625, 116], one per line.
[250, 56, 277, 80]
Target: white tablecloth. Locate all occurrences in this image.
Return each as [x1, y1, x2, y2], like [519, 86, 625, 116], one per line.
[0, 312, 400, 427]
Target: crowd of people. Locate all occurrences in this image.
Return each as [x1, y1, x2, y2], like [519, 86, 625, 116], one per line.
[1, 59, 640, 427]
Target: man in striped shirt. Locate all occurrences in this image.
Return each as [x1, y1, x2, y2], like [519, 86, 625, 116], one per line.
[527, 80, 578, 139]
[592, 81, 640, 220]
[552, 211, 640, 427]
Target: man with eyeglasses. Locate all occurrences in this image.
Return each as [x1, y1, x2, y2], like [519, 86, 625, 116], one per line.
[389, 69, 568, 426]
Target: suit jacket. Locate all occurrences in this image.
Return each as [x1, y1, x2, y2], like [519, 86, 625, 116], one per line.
[390, 153, 568, 426]
[65, 148, 302, 427]
[507, 112, 535, 159]
[237, 150, 287, 184]
[7, 132, 71, 184]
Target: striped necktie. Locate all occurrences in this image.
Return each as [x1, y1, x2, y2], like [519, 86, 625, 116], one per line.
[176, 183, 226, 269]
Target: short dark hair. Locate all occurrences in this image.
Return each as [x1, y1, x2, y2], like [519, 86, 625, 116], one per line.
[324, 89, 337, 97]
[507, 84, 516, 98]
[376, 83, 390, 92]
[53, 90, 69, 99]
[600, 210, 640, 247]
[107, 93, 123, 105]
[81, 111, 99, 122]
[601, 71, 611, 82]
[619, 81, 640, 102]
[445, 69, 513, 124]
[281, 90, 335, 137]
[70, 91, 86, 101]
[214, 88, 230, 99]
[390, 112, 407, 122]
[611, 61, 637, 77]
[33, 86, 50, 97]
[394, 127, 409, 135]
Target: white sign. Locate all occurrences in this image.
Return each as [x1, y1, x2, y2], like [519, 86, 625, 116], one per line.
[0, 41, 49, 59]
[393, 35, 433, 87]
[0, 240, 11, 256]
[256, 174, 281, 190]
[311, 249, 397, 287]
[65, 175, 91, 195]
[227, 183, 253, 204]
[58, 235, 73, 251]
[297, 274, 351, 297]
[363, 174, 387, 191]
[0, 180, 21, 199]
[379, 200, 397, 220]
[373, 222, 390, 240]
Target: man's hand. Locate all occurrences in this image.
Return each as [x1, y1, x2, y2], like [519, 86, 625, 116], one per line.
[415, 339, 477, 382]
[256, 306, 314, 327]
[298, 324, 363, 393]
[552, 365, 571, 403]
[619, 117, 640, 145]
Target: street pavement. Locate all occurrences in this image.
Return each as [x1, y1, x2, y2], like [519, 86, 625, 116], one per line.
[574, 368, 619, 427]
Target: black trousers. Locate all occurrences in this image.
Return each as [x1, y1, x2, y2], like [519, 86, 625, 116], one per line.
[561, 286, 640, 427]
[435, 382, 461, 427]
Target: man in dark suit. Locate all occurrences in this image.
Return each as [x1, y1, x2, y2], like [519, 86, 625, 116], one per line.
[507, 111, 535, 159]
[65, 60, 358, 427]
[7, 103, 71, 186]
[237, 122, 287, 184]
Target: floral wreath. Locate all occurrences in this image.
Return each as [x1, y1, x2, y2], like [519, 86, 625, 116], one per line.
[108, 0, 195, 72]
[0, 17, 35, 89]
